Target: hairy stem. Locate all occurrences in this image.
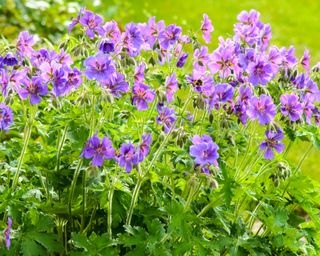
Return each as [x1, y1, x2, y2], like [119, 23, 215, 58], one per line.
[126, 176, 143, 226]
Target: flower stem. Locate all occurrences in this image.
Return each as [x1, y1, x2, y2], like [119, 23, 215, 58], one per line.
[108, 185, 114, 239]
[126, 176, 143, 226]
[12, 107, 36, 190]
[80, 168, 87, 233]
[68, 160, 83, 218]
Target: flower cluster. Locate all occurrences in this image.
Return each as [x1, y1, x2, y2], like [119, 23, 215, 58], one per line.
[81, 133, 152, 172]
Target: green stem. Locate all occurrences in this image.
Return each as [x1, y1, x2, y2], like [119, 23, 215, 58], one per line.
[56, 125, 68, 173]
[12, 109, 35, 190]
[108, 186, 114, 239]
[126, 176, 143, 226]
[80, 169, 87, 233]
[68, 160, 83, 217]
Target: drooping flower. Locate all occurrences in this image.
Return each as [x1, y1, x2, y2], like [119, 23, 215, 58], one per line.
[300, 49, 310, 73]
[156, 104, 176, 133]
[16, 31, 35, 57]
[101, 72, 128, 98]
[83, 53, 115, 82]
[4, 217, 12, 249]
[200, 14, 214, 44]
[189, 134, 219, 166]
[176, 52, 188, 68]
[193, 46, 210, 73]
[81, 133, 115, 167]
[165, 72, 178, 103]
[117, 143, 138, 173]
[79, 10, 104, 39]
[247, 55, 274, 86]
[132, 83, 155, 110]
[260, 129, 284, 159]
[99, 38, 115, 53]
[134, 63, 145, 83]
[280, 93, 303, 122]
[159, 24, 182, 50]
[138, 133, 152, 161]
[3, 53, 18, 66]
[247, 94, 276, 125]
[17, 77, 48, 105]
[0, 104, 14, 132]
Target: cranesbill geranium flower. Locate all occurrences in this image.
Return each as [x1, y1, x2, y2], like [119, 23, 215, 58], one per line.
[3, 53, 18, 66]
[81, 133, 115, 167]
[132, 83, 155, 110]
[247, 56, 273, 86]
[159, 24, 182, 50]
[122, 23, 144, 57]
[189, 134, 219, 166]
[280, 93, 303, 122]
[101, 72, 128, 98]
[117, 143, 138, 173]
[138, 133, 152, 161]
[99, 38, 115, 53]
[17, 77, 48, 105]
[201, 14, 214, 44]
[300, 49, 310, 73]
[260, 129, 284, 159]
[4, 217, 12, 249]
[79, 10, 104, 39]
[0, 103, 14, 132]
[176, 52, 188, 68]
[165, 72, 178, 103]
[83, 53, 115, 82]
[134, 63, 145, 83]
[16, 31, 35, 57]
[247, 94, 276, 125]
[156, 104, 176, 133]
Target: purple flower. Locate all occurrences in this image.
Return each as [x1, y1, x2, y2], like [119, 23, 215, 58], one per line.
[260, 129, 284, 159]
[117, 143, 138, 173]
[79, 10, 104, 39]
[68, 8, 86, 34]
[83, 53, 115, 82]
[201, 14, 214, 44]
[103, 21, 121, 42]
[0, 104, 13, 132]
[81, 133, 115, 167]
[156, 104, 176, 133]
[56, 49, 73, 66]
[247, 94, 276, 125]
[165, 72, 178, 103]
[132, 83, 155, 110]
[189, 134, 219, 166]
[3, 53, 18, 66]
[138, 133, 152, 161]
[122, 23, 144, 57]
[236, 85, 252, 103]
[186, 70, 214, 96]
[214, 83, 234, 103]
[159, 24, 182, 50]
[193, 46, 210, 73]
[64, 67, 83, 93]
[134, 63, 145, 83]
[280, 46, 297, 70]
[280, 94, 303, 122]
[101, 72, 128, 98]
[52, 66, 68, 96]
[39, 61, 61, 83]
[17, 77, 48, 104]
[16, 31, 35, 57]
[30, 48, 50, 67]
[247, 56, 273, 86]
[300, 49, 310, 73]
[176, 52, 188, 68]
[4, 217, 12, 249]
[99, 38, 115, 53]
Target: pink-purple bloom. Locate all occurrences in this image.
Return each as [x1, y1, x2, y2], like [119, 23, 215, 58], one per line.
[4, 217, 12, 249]
[101, 72, 129, 98]
[156, 104, 176, 133]
[117, 143, 139, 173]
[247, 94, 276, 125]
[159, 24, 182, 50]
[176, 52, 188, 68]
[247, 56, 274, 86]
[138, 133, 152, 162]
[83, 53, 115, 82]
[132, 83, 155, 110]
[16, 31, 35, 57]
[165, 72, 178, 103]
[189, 134, 219, 168]
[0, 104, 14, 132]
[17, 77, 48, 105]
[260, 129, 284, 159]
[280, 93, 303, 122]
[200, 14, 214, 44]
[79, 10, 104, 39]
[81, 133, 115, 167]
